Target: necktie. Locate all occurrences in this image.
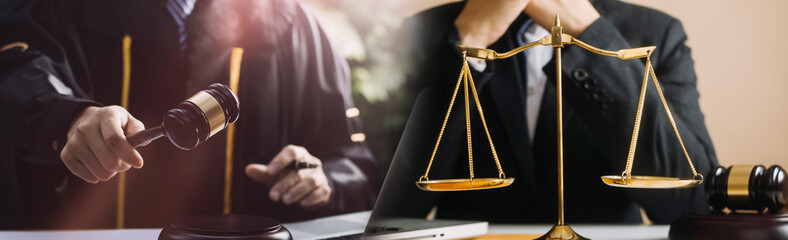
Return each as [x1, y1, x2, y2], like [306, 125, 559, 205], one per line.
[516, 19, 533, 143]
[165, 0, 197, 54]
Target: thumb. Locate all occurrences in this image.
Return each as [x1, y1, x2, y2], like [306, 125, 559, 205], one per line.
[124, 112, 146, 136]
[125, 113, 150, 147]
[245, 163, 274, 186]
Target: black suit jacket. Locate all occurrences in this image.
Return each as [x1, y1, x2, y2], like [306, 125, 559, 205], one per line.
[372, 0, 717, 224]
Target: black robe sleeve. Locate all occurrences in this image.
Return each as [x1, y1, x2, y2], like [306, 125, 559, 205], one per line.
[0, 0, 99, 228]
[284, 2, 379, 216]
[217, 0, 378, 222]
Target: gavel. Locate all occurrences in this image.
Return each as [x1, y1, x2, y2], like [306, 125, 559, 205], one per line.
[126, 83, 239, 150]
[705, 165, 788, 213]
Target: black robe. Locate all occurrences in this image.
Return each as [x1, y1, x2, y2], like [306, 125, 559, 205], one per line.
[0, 0, 377, 229]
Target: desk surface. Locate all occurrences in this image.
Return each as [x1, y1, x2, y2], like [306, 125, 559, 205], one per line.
[0, 224, 670, 240]
[484, 224, 670, 240]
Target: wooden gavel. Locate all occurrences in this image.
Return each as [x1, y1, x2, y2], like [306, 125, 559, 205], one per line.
[126, 83, 239, 150]
[706, 165, 788, 213]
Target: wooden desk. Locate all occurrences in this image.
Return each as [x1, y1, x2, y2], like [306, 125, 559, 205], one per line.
[0, 224, 669, 240]
[472, 224, 670, 240]
[0, 229, 161, 240]
[0, 211, 370, 240]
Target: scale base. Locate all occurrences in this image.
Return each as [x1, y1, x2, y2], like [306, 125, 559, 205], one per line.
[535, 224, 589, 240]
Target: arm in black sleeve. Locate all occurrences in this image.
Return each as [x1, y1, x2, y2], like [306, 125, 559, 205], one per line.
[282, 0, 379, 216]
[0, 0, 98, 228]
[559, 16, 717, 223]
[1, 48, 98, 167]
[398, 2, 495, 99]
[0, 0, 98, 167]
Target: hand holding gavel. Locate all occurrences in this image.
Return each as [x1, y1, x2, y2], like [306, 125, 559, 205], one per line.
[60, 83, 239, 183]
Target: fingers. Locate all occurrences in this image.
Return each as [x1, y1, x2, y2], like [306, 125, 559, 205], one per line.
[257, 145, 330, 209]
[61, 146, 99, 183]
[299, 186, 331, 209]
[269, 171, 300, 202]
[67, 142, 116, 182]
[245, 163, 275, 186]
[82, 120, 122, 172]
[455, 0, 530, 48]
[267, 145, 308, 176]
[99, 106, 143, 168]
[282, 173, 320, 205]
[272, 170, 331, 207]
[60, 105, 142, 183]
[117, 162, 132, 173]
[524, 0, 599, 36]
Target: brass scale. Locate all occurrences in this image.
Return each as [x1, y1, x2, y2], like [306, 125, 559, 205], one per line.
[414, 15, 704, 239]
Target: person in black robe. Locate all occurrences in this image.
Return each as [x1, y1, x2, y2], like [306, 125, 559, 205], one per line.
[0, 0, 377, 229]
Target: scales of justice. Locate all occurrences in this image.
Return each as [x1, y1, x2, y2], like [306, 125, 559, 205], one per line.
[414, 15, 704, 240]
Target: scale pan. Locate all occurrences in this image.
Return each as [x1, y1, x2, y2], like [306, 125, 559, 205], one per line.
[416, 178, 515, 191]
[600, 175, 702, 189]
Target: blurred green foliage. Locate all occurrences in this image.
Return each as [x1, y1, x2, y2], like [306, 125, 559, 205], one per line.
[306, 0, 413, 179]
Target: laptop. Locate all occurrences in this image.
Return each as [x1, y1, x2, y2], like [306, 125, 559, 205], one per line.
[363, 217, 488, 240]
[282, 211, 487, 240]
[283, 211, 370, 240]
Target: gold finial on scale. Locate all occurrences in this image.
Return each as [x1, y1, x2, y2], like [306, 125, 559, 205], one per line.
[552, 14, 562, 47]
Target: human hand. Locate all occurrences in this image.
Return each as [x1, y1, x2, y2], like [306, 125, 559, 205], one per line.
[245, 145, 331, 210]
[524, 0, 600, 36]
[454, 0, 531, 49]
[60, 106, 145, 183]
[454, 0, 600, 49]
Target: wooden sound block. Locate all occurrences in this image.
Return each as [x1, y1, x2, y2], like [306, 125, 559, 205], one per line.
[158, 214, 292, 240]
[669, 212, 788, 240]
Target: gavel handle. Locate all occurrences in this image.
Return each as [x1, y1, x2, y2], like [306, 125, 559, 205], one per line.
[127, 126, 165, 148]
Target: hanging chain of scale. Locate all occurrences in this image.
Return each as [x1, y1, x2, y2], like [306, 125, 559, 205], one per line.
[414, 15, 703, 240]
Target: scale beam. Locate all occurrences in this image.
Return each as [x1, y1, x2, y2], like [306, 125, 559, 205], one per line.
[457, 35, 655, 61]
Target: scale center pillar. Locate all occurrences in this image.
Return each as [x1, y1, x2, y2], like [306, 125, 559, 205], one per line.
[536, 14, 589, 240]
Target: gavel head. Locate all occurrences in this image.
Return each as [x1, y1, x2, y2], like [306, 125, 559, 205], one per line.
[706, 165, 787, 213]
[161, 83, 240, 150]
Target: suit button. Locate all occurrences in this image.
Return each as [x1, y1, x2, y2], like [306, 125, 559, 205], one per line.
[583, 79, 598, 90]
[593, 88, 608, 100]
[572, 69, 589, 81]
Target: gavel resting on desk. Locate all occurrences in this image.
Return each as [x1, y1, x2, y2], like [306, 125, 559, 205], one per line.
[126, 83, 240, 150]
[122, 84, 295, 240]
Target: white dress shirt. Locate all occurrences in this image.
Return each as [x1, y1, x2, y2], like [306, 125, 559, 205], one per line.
[467, 23, 553, 143]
